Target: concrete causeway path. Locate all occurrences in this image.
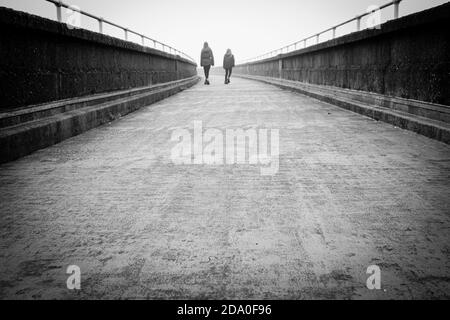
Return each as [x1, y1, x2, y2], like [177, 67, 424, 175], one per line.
[0, 75, 449, 299]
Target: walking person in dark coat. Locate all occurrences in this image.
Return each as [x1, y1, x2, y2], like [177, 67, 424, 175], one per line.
[223, 49, 235, 84]
[200, 42, 214, 85]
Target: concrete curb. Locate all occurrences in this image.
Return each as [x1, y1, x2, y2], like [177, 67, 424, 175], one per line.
[235, 74, 450, 145]
[0, 76, 200, 164]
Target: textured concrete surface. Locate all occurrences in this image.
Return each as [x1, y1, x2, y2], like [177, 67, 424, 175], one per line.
[0, 75, 449, 300]
[0, 76, 200, 164]
[234, 74, 450, 145]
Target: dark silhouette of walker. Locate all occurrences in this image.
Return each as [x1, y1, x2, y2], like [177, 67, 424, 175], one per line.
[200, 42, 214, 85]
[223, 49, 235, 84]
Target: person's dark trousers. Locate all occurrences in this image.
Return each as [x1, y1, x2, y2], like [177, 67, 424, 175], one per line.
[225, 68, 232, 83]
[203, 66, 211, 80]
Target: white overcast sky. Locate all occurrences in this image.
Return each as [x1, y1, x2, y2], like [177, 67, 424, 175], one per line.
[0, 0, 448, 65]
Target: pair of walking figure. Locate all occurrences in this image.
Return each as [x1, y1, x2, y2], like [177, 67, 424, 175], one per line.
[200, 42, 235, 85]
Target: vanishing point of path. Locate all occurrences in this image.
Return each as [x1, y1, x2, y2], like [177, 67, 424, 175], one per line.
[0, 75, 449, 299]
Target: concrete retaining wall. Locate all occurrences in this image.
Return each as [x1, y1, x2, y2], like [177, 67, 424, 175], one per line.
[234, 3, 450, 106]
[0, 7, 197, 111]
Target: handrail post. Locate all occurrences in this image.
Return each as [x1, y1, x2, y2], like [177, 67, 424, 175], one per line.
[98, 18, 103, 34]
[316, 34, 319, 44]
[141, 35, 145, 46]
[124, 29, 128, 41]
[332, 27, 336, 39]
[55, 1, 62, 23]
[394, 0, 400, 19]
[356, 16, 361, 31]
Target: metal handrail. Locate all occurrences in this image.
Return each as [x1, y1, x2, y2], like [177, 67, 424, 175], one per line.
[45, 0, 195, 63]
[239, 0, 402, 64]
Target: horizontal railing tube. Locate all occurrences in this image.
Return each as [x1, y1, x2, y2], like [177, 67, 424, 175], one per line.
[240, 0, 403, 64]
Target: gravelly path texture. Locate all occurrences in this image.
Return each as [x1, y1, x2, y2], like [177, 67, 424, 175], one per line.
[0, 75, 449, 299]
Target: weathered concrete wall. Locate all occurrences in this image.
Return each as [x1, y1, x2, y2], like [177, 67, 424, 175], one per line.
[0, 7, 197, 110]
[235, 3, 450, 106]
